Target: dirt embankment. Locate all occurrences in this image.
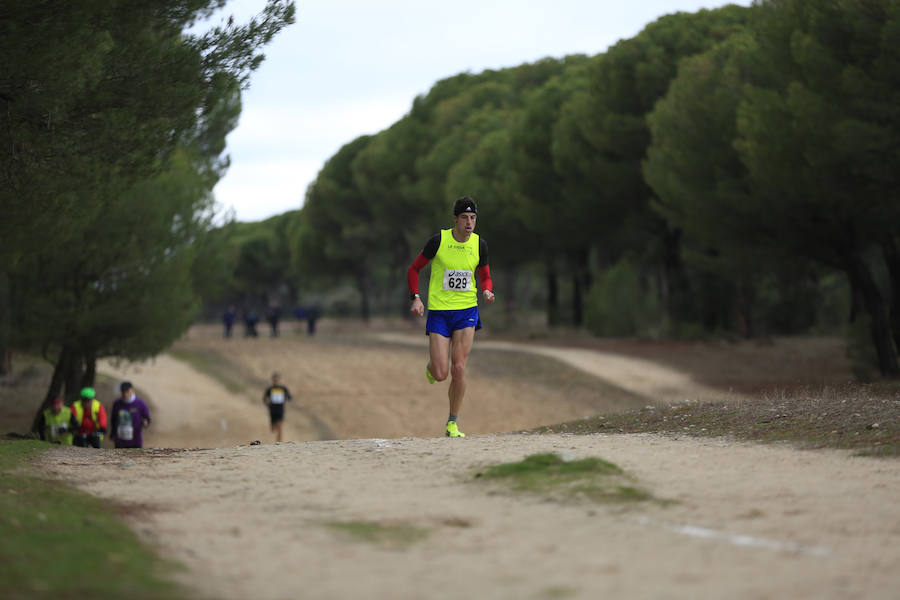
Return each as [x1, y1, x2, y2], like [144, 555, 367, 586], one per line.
[104, 327, 688, 448]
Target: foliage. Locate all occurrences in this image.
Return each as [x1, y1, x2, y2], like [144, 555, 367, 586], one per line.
[583, 258, 663, 338]
[644, 0, 900, 373]
[0, 1, 295, 401]
[195, 1, 900, 380]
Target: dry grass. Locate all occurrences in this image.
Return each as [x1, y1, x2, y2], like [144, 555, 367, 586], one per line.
[531, 383, 900, 456]
[488, 332, 855, 393]
[3, 322, 897, 456]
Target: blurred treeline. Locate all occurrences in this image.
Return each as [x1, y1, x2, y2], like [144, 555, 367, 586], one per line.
[217, 1, 900, 378]
[0, 1, 296, 407]
[3, 0, 899, 411]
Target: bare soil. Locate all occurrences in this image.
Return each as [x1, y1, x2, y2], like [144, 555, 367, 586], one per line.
[23, 324, 900, 599]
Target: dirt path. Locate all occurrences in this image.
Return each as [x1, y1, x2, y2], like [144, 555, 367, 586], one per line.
[374, 332, 737, 404]
[97, 354, 321, 448]
[35, 333, 900, 599]
[41, 434, 899, 599]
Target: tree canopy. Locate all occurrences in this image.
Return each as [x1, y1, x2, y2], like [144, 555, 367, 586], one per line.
[9, 0, 900, 385]
[0, 1, 295, 404]
[254, 0, 898, 377]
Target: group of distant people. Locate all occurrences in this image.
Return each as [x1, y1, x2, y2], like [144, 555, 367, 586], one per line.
[222, 304, 320, 338]
[34, 375, 294, 448]
[36, 382, 151, 449]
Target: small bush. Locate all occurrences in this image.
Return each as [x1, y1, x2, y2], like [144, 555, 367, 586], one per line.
[584, 258, 662, 337]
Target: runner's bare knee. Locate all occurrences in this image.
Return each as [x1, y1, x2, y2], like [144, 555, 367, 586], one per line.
[450, 361, 466, 380]
[433, 363, 449, 381]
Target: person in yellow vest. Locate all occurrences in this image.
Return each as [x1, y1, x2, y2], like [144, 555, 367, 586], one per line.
[36, 396, 75, 445]
[407, 196, 495, 438]
[71, 387, 107, 448]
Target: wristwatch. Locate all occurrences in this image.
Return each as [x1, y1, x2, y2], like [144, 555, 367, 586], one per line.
[410, 293, 420, 301]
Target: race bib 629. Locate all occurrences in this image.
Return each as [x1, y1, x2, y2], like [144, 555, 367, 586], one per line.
[442, 269, 472, 292]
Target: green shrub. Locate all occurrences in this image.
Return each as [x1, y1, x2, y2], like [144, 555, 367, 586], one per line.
[584, 258, 662, 337]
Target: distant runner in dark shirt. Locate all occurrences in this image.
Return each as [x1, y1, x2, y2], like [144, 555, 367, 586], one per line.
[262, 372, 293, 442]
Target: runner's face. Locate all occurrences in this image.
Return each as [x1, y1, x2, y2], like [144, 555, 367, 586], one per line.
[454, 212, 476, 236]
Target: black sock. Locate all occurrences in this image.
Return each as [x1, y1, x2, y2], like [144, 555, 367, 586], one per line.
[448, 414, 457, 423]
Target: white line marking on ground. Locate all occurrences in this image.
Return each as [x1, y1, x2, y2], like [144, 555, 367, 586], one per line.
[633, 517, 832, 557]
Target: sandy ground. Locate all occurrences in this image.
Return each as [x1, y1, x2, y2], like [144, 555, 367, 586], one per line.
[34, 331, 900, 599]
[375, 332, 736, 404]
[104, 328, 685, 447]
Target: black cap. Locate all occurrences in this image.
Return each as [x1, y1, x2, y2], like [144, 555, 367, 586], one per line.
[453, 196, 477, 216]
[120, 381, 133, 393]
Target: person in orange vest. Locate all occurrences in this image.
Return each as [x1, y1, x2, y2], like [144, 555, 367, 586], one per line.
[71, 386, 107, 448]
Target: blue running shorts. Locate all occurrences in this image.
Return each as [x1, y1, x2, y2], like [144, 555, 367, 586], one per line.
[426, 307, 482, 337]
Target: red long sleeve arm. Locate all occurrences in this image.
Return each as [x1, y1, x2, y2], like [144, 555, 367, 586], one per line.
[407, 253, 430, 296]
[477, 264, 492, 292]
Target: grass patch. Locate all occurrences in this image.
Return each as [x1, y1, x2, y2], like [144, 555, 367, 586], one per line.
[530, 383, 900, 457]
[539, 585, 579, 599]
[168, 347, 250, 394]
[475, 453, 657, 504]
[0, 440, 189, 600]
[325, 520, 429, 550]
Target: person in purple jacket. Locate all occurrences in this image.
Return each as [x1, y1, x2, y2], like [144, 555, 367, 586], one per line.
[110, 381, 151, 449]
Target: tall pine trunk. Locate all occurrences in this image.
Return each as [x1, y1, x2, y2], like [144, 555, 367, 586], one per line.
[571, 248, 591, 327]
[502, 264, 518, 327]
[882, 235, 900, 354]
[63, 350, 85, 404]
[545, 259, 560, 327]
[81, 352, 97, 388]
[0, 271, 10, 376]
[31, 347, 72, 434]
[660, 226, 692, 327]
[846, 254, 899, 376]
[356, 266, 373, 322]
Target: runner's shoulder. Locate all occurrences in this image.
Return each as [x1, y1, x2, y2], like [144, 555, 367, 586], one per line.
[422, 233, 441, 258]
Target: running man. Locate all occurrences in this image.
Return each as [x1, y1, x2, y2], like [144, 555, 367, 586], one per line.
[262, 372, 293, 442]
[407, 196, 495, 438]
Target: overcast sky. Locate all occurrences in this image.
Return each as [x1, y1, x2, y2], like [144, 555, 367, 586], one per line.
[209, 0, 751, 222]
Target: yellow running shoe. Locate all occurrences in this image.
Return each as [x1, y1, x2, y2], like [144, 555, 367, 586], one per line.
[425, 363, 437, 384]
[445, 421, 466, 438]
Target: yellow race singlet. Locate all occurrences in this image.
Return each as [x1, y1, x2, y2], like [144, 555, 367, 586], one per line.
[427, 229, 480, 310]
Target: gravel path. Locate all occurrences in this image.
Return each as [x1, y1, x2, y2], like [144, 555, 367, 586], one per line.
[34, 333, 900, 599]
